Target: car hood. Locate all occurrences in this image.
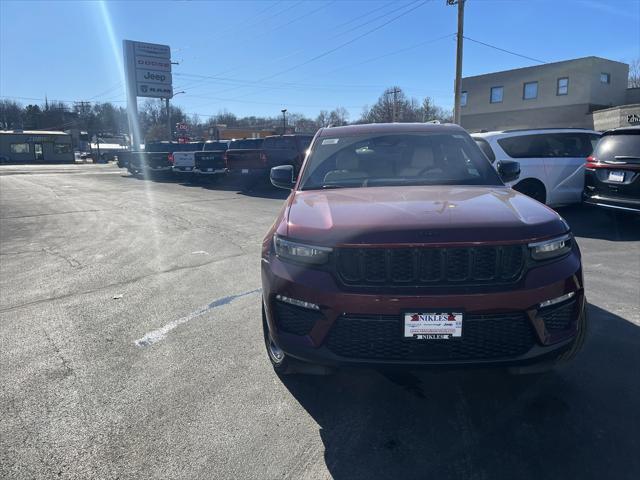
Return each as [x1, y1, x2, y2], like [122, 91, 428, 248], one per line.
[284, 186, 566, 246]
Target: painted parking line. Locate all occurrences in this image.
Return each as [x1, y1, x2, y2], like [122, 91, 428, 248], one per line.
[134, 288, 261, 347]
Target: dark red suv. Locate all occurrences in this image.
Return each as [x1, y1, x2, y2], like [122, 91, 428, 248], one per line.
[261, 123, 586, 374]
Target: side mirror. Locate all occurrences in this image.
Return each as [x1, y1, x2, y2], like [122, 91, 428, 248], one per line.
[270, 165, 295, 190]
[497, 160, 520, 183]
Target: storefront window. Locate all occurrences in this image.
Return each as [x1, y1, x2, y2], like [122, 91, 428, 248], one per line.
[54, 143, 72, 154]
[10, 143, 30, 153]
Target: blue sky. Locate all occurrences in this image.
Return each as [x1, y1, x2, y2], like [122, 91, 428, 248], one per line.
[1, 0, 639, 121]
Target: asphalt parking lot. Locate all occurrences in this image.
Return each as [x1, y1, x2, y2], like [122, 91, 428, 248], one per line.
[1, 163, 639, 480]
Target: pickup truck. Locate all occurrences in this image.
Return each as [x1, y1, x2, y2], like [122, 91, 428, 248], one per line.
[171, 142, 206, 175]
[224, 138, 266, 176]
[125, 142, 177, 176]
[225, 134, 313, 179]
[194, 141, 230, 177]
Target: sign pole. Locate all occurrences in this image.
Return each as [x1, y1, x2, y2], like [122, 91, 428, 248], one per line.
[123, 40, 141, 150]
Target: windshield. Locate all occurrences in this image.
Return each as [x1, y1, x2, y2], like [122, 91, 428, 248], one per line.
[145, 142, 177, 152]
[299, 132, 502, 190]
[203, 141, 229, 151]
[229, 138, 264, 149]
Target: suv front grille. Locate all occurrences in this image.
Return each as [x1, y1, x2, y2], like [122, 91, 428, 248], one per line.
[335, 245, 525, 287]
[325, 312, 536, 361]
[272, 300, 323, 336]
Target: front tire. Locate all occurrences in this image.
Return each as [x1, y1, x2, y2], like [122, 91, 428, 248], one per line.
[514, 179, 546, 204]
[263, 305, 295, 375]
[508, 304, 588, 375]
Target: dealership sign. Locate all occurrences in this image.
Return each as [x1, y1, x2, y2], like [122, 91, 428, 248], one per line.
[123, 40, 172, 99]
[136, 70, 172, 85]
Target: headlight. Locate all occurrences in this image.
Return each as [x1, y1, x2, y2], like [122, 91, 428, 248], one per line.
[528, 233, 572, 261]
[273, 235, 332, 265]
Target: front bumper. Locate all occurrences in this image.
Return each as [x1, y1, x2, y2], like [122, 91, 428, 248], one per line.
[262, 249, 585, 368]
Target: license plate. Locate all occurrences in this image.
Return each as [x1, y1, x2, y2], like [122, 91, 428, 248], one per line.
[404, 312, 463, 340]
[608, 171, 625, 182]
[242, 169, 249, 174]
[207, 168, 213, 172]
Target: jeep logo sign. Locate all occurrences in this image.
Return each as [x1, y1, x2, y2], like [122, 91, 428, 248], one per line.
[136, 69, 172, 85]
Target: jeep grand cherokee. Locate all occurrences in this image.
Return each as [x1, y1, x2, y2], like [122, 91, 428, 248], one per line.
[261, 123, 586, 374]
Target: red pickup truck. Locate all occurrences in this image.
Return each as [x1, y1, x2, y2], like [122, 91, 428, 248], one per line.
[225, 135, 314, 179]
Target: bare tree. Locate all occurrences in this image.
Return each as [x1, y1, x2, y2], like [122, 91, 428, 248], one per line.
[316, 110, 330, 127]
[629, 57, 640, 88]
[0, 100, 24, 129]
[328, 107, 349, 126]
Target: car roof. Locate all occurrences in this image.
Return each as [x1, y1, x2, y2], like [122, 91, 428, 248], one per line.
[317, 122, 464, 137]
[264, 134, 313, 139]
[472, 128, 600, 138]
[603, 126, 640, 135]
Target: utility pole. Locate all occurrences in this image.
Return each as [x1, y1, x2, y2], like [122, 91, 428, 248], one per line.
[448, 0, 465, 125]
[386, 87, 401, 122]
[165, 97, 171, 141]
[281, 109, 287, 134]
[75, 101, 92, 151]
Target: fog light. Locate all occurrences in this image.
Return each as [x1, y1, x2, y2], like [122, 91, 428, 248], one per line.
[539, 292, 575, 308]
[276, 295, 320, 310]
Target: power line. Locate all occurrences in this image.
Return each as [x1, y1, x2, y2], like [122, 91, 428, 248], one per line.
[1, 95, 126, 104]
[87, 82, 124, 101]
[180, 93, 367, 109]
[303, 32, 456, 81]
[173, 31, 455, 99]
[244, 0, 430, 84]
[248, 1, 336, 41]
[174, 71, 453, 94]
[192, 0, 430, 110]
[177, 1, 406, 94]
[463, 36, 546, 64]
[176, 1, 331, 92]
[206, 0, 287, 44]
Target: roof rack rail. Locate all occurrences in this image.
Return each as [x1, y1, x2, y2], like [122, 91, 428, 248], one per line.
[498, 127, 596, 133]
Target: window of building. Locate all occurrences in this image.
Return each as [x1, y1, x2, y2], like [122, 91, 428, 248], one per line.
[557, 77, 569, 95]
[461, 91, 468, 107]
[600, 72, 611, 84]
[490, 86, 503, 103]
[497, 132, 601, 159]
[10, 143, 30, 154]
[523, 81, 538, 100]
[54, 143, 72, 154]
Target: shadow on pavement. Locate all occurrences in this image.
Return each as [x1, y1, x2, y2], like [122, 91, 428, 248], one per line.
[557, 205, 640, 242]
[122, 170, 290, 199]
[280, 303, 640, 480]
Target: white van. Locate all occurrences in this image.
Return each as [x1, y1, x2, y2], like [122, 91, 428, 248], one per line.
[472, 129, 601, 206]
